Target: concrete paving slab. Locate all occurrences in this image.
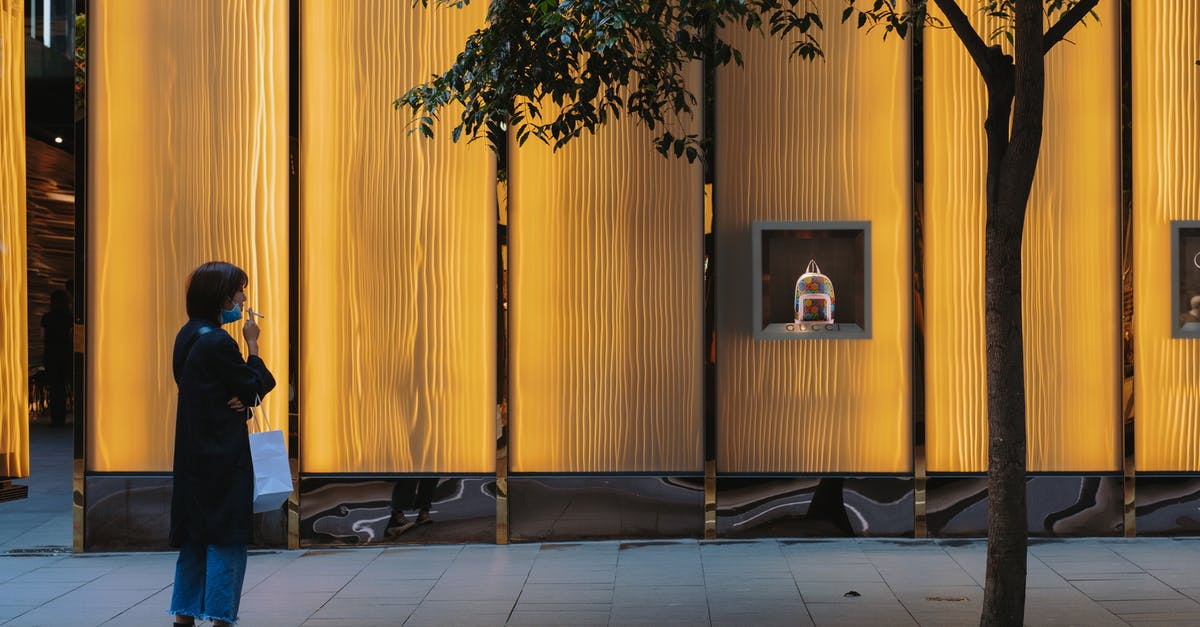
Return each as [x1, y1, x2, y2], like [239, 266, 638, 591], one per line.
[1100, 598, 1200, 616]
[516, 582, 615, 604]
[507, 608, 611, 625]
[712, 614, 815, 627]
[608, 603, 711, 625]
[797, 580, 897, 603]
[308, 599, 417, 621]
[805, 600, 918, 626]
[1071, 574, 1186, 601]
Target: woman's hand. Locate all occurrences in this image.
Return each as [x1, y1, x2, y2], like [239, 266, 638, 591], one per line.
[243, 307, 261, 355]
[227, 396, 246, 411]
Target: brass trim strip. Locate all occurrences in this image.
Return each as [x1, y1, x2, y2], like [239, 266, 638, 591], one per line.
[496, 402, 509, 544]
[914, 447, 927, 539]
[73, 459, 84, 552]
[704, 460, 716, 539]
[287, 468, 299, 548]
[287, 365, 300, 544]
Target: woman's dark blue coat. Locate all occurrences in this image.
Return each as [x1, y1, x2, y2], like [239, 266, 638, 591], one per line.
[170, 319, 276, 547]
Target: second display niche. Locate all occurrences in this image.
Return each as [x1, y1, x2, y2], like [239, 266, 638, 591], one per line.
[751, 221, 871, 340]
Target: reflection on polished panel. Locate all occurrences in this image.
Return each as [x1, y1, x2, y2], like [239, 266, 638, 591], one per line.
[926, 477, 1122, 538]
[924, 3, 1121, 472]
[508, 477, 703, 541]
[716, 478, 913, 537]
[1133, 1, 1200, 471]
[88, 0, 289, 471]
[1135, 478, 1200, 535]
[84, 476, 287, 551]
[714, 0, 911, 473]
[84, 476, 173, 551]
[298, 477, 495, 545]
[508, 83, 704, 472]
[300, 0, 495, 473]
[0, 0, 28, 478]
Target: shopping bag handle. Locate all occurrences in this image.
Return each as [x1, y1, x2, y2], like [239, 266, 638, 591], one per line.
[246, 395, 269, 433]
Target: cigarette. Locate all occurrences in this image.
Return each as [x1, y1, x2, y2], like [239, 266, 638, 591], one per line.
[250, 310, 266, 319]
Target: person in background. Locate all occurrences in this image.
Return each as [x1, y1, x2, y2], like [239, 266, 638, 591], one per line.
[386, 478, 439, 537]
[168, 262, 276, 627]
[40, 288, 73, 427]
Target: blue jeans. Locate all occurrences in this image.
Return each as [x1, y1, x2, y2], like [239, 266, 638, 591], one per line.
[169, 542, 248, 624]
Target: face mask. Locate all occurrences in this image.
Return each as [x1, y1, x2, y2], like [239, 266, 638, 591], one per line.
[220, 304, 242, 324]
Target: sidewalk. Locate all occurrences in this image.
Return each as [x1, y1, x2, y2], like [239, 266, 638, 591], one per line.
[5, 537, 1200, 626]
[0, 423, 73, 554]
[5, 429, 1200, 625]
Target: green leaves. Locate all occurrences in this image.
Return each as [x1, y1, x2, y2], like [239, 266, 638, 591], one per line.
[394, 0, 943, 160]
[982, 0, 1100, 47]
[769, 7, 826, 60]
[396, 0, 843, 160]
[840, 0, 932, 42]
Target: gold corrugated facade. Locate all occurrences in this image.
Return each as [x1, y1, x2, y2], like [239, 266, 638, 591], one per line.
[0, 0, 27, 478]
[88, 0, 289, 471]
[508, 85, 705, 473]
[299, 0, 495, 473]
[714, 1, 912, 473]
[1133, 1, 1200, 471]
[924, 3, 1121, 472]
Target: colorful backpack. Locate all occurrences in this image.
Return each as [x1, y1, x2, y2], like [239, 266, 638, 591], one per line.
[794, 260, 835, 323]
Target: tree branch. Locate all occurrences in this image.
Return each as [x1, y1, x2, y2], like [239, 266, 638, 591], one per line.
[1043, 0, 1101, 54]
[931, 0, 990, 76]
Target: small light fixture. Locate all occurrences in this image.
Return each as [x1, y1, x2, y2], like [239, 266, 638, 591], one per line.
[53, 136, 63, 144]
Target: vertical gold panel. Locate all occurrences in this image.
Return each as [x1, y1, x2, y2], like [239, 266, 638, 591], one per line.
[0, 0, 28, 478]
[509, 84, 704, 472]
[89, 0, 289, 471]
[1133, 1, 1200, 471]
[300, 0, 495, 473]
[714, 3, 912, 473]
[924, 4, 1121, 472]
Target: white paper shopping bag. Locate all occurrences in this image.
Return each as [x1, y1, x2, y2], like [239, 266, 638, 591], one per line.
[248, 402, 293, 513]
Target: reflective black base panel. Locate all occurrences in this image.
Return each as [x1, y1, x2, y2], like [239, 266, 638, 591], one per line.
[298, 477, 495, 546]
[717, 477, 913, 537]
[84, 476, 287, 551]
[927, 476, 1123, 537]
[1136, 477, 1200, 536]
[508, 477, 704, 542]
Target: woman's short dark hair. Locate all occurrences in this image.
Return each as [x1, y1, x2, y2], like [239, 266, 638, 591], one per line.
[186, 262, 247, 322]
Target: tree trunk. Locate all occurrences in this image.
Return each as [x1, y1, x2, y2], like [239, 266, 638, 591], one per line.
[981, 208, 1028, 626]
[980, 2, 1045, 625]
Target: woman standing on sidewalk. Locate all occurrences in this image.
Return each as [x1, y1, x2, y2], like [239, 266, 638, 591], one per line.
[168, 262, 276, 627]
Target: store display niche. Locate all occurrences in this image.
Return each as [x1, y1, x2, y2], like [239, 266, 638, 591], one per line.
[751, 221, 870, 340]
[1172, 221, 1200, 338]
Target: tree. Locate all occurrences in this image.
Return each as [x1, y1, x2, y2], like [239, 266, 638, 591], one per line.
[397, 0, 1101, 623]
